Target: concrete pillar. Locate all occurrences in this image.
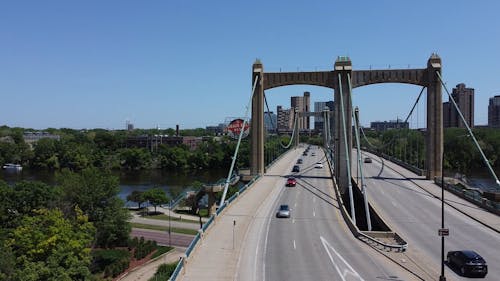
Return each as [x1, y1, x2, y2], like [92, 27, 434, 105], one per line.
[251, 61, 265, 176]
[426, 54, 443, 180]
[334, 57, 353, 194]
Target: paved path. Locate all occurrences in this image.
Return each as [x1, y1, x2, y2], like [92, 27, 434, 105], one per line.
[178, 148, 304, 281]
[118, 249, 184, 281]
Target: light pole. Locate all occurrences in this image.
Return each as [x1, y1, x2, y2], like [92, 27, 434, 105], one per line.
[439, 149, 447, 281]
[169, 199, 172, 247]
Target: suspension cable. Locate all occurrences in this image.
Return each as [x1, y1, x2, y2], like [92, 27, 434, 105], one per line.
[263, 91, 278, 133]
[219, 76, 259, 206]
[348, 73, 371, 230]
[280, 110, 298, 149]
[338, 73, 356, 224]
[436, 72, 500, 189]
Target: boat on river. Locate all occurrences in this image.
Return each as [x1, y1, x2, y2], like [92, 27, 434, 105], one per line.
[2, 163, 23, 171]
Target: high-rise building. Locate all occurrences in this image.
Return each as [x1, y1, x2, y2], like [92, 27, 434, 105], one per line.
[443, 83, 474, 128]
[290, 91, 311, 130]
[276, 106, 295, 132]
[264, 111, 277, 132]
[314, 101, 334, 132]
[488, 95, 500, 128]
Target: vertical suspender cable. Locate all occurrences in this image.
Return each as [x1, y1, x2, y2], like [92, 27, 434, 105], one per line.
[348, 74, 371, 230]
[338, 73, 356, 224]
[436, 72, 500, 189]
[220, 76, 259, 206]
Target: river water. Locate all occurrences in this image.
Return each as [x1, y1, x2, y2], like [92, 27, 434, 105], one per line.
[0, 168, 229, 206]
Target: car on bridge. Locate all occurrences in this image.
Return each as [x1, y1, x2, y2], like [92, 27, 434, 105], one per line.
[292, 165, 300, 173]
[314, 162, 323, 169]
[276, 204, 290, 218]
[297, 158, 303, 164]
[286, 177, 297, 187]
[447, 250, 488, 277]
[364, 157, 372, 163]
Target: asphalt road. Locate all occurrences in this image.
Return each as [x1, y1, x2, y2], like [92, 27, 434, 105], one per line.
[239, 146, 417, 281]
[359, 151, 500, 280]
[131, 228, 193, 248]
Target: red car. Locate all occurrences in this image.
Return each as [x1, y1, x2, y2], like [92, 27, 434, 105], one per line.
[286, 177, 297, 187]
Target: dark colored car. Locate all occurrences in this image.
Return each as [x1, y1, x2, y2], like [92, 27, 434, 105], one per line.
[292, 165, 300, 172]
[276, 204, 290, 218]
[447, 250, 487, 277]
[286, 177, 297, 187]
[364, 157, 372, 163]
[297, 159, 303, 164]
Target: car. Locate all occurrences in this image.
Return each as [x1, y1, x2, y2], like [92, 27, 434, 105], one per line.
[315, 162, 323, 169]
[292, 165, 300, 172]
[447, 250, 488, 277]
[286, 177, 297, 187]
[311, 152, 316, 156]
[302, 152, 307, 156]
[297, 158, 303, 164]
[276, 204, 290, 218]
[364, 157, 372, 163]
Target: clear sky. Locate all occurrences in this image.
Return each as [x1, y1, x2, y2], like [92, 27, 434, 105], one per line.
[1, 0, 499, 130]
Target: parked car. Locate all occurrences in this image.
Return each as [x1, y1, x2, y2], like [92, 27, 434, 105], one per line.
[315, 162, 324, 169]
[276, 204, 290, 218]
[286, 177, 297, 187]
[447, 250, 488, 277]
[297, 158, 303, 164]
[292, 165, 300, 172]
[364, 157, 372, 163]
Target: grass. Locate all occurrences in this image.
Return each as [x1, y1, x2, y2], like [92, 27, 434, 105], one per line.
[131, 223, 198, 235]
[151, 246, 174, 259]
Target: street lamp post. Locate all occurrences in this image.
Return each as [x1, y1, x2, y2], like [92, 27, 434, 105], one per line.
[169, 199, 172, 247]
[440, 150, 446, 281]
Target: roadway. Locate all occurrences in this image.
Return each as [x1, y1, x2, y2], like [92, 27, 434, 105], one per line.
[357, 150, 500, 280]
[237, 146, 416, 281]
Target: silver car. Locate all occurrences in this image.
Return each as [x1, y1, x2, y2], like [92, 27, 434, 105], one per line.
[276, 204, 291, 218]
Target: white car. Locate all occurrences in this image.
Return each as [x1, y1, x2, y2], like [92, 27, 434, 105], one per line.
[315, 162, 323, 169]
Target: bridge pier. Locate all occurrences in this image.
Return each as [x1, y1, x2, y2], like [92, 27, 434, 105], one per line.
[334, 57, 353, 194]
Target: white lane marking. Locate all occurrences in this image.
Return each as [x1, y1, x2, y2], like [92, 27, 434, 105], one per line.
[391, 200, 397, 207]
[292, 218, 295, 224]
[293, 240, 296, 250]
[313, 211, 316, 217]
[295, 202, 297, 208]
[313, 197, 316, 203]
[320, 236, 365, 281]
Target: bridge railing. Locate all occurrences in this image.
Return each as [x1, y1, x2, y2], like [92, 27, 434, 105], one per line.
[167, 174, 261, 281]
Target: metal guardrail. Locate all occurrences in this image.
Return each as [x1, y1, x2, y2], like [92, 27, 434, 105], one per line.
[168, 258, 184, 281]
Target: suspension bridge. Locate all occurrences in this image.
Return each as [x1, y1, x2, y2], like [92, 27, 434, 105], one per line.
[166, 54, 500, 281]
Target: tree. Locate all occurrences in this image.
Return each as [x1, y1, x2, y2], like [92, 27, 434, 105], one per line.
[58, 168, 131, 248]
[119, 148, 151, 170]
[126, 190, 145, 210]
[144, 188, 169, 214]
[6, 208, 95, 281]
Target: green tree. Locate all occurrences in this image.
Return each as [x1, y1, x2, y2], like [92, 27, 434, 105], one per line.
[7, 208, 95, 281]
[120, 148, 151, 170]
[126, 190, 145, 210]
[58, 168, 131, 248]
[144, 188, 169, 214]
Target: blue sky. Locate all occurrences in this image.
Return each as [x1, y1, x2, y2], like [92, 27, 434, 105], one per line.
[1, 1, 499, 129]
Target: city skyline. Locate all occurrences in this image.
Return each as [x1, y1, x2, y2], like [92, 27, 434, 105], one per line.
[1, 1, 500, 129]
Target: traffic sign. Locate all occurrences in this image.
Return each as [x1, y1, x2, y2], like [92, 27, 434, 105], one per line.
[438, 228, 449, 236]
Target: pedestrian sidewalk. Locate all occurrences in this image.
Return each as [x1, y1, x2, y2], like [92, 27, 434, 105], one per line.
[177, 148, 301, 281]
[118, 249, 184, 281]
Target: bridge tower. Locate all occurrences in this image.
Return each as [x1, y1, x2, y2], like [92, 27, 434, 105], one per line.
[334, 57, 353, 193]
[251, 60, 265, 176]
[426, 54, 443, 179]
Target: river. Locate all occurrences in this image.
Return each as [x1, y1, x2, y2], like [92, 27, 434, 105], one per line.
[0, 168, 230, 206]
